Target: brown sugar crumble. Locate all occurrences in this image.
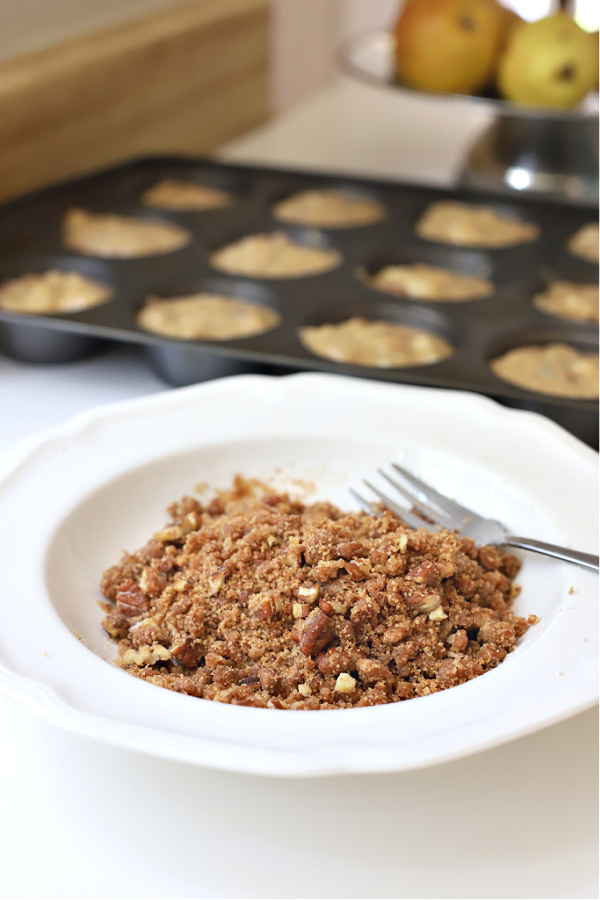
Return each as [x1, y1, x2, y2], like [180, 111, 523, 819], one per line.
[100, 478, 537, 709]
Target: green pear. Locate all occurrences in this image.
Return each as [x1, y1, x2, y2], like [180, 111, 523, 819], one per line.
[497, 13, 598, 107]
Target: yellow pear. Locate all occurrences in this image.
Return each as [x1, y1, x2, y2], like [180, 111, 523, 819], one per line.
[394, 0, 504, 94]
[497, 13, 598, 107]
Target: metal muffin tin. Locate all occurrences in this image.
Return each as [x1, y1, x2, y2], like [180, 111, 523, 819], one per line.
[0, 155, 597, 447]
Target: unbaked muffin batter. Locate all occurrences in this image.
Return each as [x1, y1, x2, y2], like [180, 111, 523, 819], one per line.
[416, 201, 539, 248]
[299, 317, 453, 368]
[567, 222, 599, 263]
[533, 281, 599, 324]
[63, 208, 191, 257]
[490, 342, 599, 399]
[210, 232, 341, 278]
[137, 292, 280, 340]
[142, 179, 233, 210]
[0, 269, 112, 313]
[369, 262, 493, 301]
[272, 189, 384, 228]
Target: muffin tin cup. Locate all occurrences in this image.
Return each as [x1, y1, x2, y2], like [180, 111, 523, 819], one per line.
[0, 318, 106, 364]
[0, 155, 597, 447]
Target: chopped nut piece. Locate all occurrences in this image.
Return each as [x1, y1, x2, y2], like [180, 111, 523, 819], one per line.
[284, 535, 302, 566]
[334, 673, 357, 693]
[297, 583, 320, 602]
[298, 683, 312, 696]
[170, 636, 201, 667]
[318, 599, 335, 616]
[329, 599, 350, 615]
[208, 569, 226, 595]
[344, 558, 372, 581]
[173, 578, 189, 592]
[180, 512, 200, 535]
[139, 567, 166, 597]
[251, 595, 280, 620]
[115, 580, 149, 617]
[298, 609, 333, 656]
[154, 525, 183, 542]
[408, 562, 437, 584]
[408, 593, 441, 613]
[121, 644, 171, 666]
[429, 606, 448, 621]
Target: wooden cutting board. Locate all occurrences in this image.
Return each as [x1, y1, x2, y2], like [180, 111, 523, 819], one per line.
[0, 0, 271, 203]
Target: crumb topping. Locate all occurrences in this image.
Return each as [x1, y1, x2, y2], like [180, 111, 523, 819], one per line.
[100, 478, 536, 710]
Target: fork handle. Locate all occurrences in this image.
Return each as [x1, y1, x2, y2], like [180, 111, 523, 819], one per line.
[505, 535, 599, 572]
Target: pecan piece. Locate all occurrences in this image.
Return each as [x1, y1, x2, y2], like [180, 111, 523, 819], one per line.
[318, 598, 335, 616]
[382, 620, 411, 644]
[309, 559, 343, 582]
[237, 674, 260, 686]
[337, 541, 367, 559]
[406, 592, 441, 614]
[251, 595, 281, 620]
[297, 583, 320, 603]
[102, 610, 129, 638]
[138, 566, 166, 598]
[292, 602, 311, 618]
[344, 558, 372, 581]
[170, 636, 201, 668]
[298, 609, 333, 657]
[407, 561, 437, 584]
[115, 580, 149, 617]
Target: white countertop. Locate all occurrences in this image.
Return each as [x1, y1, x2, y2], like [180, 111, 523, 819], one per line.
[0, 77, 597, 900]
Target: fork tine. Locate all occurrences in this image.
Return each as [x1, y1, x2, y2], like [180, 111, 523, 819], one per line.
[349, 487, 375, 515]
[377, 468, 457, 530]
[391, 462, 477, 526]
[361, 480, 431, 531]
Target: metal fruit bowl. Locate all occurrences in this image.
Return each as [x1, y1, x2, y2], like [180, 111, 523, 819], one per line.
[339, 30, 599, 204]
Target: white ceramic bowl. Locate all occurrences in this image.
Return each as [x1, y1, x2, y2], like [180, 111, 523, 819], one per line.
[0, 372, 596, 776]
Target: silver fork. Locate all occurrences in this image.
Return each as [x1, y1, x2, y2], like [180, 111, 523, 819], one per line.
[351, 462, 599, 573]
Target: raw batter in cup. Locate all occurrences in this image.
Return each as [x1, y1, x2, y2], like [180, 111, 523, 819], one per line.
[299, 317, 453, 368]
[137, 292, 280, 340]
[416, 201, 539, 248]
[490, 342, 599, 399]
[210, 231, 341, 278]
[64, 208, 191, 257]
[0, 269, 112, 313]
[369, 262, 493, 301]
